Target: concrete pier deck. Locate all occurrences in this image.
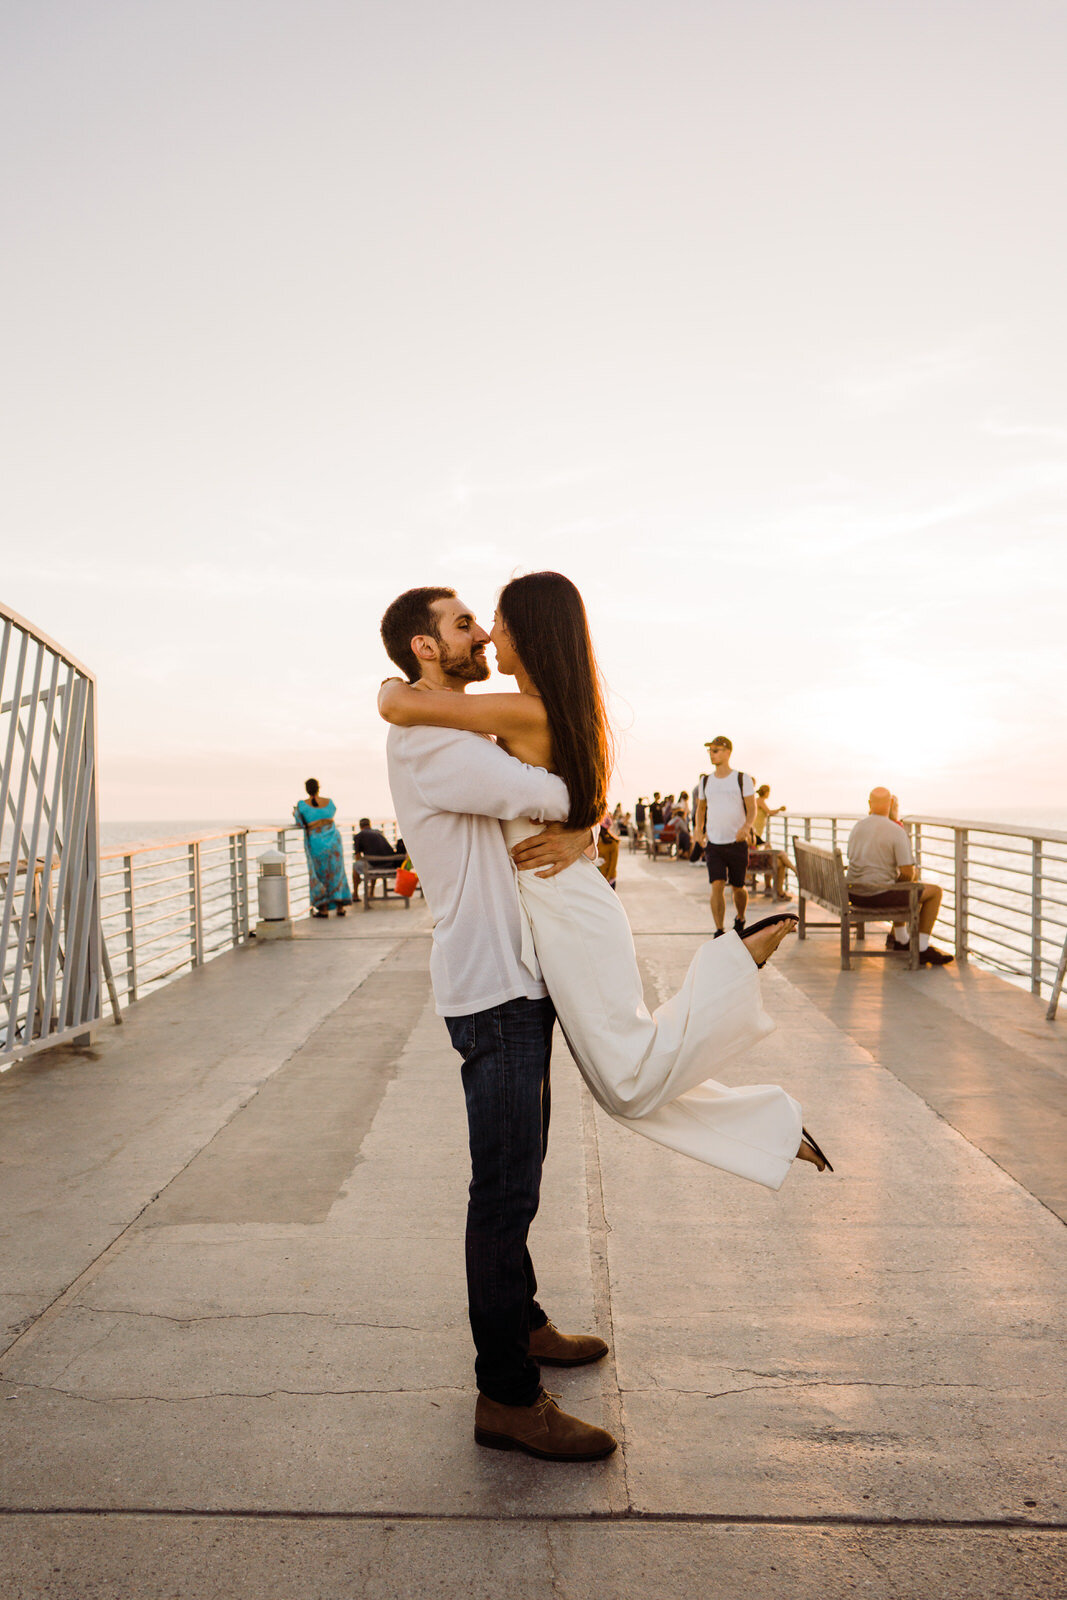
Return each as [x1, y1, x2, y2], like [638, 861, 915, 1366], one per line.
[1, 851, 1065, 1598]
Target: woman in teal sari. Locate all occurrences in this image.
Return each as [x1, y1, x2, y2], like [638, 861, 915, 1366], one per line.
[293, 778, 353, 917]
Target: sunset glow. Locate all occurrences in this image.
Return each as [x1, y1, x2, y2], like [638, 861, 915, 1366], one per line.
[2, 2, 1064, 822]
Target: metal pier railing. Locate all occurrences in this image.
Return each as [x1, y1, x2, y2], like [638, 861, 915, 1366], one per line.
[96, 821, 399, 1011]
[7, 783, 1064, 1070]
[766, 812, 1067, 1009]
[1, 603, 104, 1068]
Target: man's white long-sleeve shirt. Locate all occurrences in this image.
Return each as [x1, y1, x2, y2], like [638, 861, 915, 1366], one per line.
[385, 725, 570, 1016]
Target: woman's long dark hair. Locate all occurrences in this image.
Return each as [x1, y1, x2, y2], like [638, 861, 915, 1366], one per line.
[497, 572, 613, 831]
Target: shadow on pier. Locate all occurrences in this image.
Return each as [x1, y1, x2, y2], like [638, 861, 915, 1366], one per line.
[1, 853, 1064, 1598]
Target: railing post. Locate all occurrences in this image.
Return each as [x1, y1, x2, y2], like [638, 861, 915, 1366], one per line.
[123, 853, 138, 1002]
[1032, 838, 1043, 995]
[831, 818, 837, 850]
[188, 841, 204, 967]
[913, 822, 922, 877]
[228, 832, 242, 947]
[237, 831, 249, 940]
[804, 817, 811, 841]
[955, 829, 969, 964]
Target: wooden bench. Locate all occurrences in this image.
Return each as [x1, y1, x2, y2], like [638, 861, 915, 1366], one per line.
[630, 817, 653, 857]
[745, 845, 779, 892]
[792, 838, 920, 970]
[645, 820, 680, 861]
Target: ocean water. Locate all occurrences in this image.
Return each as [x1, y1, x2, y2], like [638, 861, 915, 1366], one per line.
[97, 817, 389, 853]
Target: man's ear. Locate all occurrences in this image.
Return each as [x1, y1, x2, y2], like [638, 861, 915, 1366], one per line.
[410, 634, 438, 664]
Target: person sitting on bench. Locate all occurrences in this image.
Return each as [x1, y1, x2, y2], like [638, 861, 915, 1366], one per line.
[353, 817, 405, 900]
[846, 789, 953, 966]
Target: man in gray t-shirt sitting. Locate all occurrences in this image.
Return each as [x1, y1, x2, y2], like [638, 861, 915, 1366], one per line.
[846, 788, 952, 966]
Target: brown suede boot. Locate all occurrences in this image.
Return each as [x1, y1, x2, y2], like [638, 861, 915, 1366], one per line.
[474, 1390, 617, 1461]
[528, 1319, 609, 1367]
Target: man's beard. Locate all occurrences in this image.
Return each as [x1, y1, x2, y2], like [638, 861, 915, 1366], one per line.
[438, 640, 490, 684]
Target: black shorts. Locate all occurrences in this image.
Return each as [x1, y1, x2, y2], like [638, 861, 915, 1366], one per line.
[848, 884, 927, 909]
[705, 841, 749, 888]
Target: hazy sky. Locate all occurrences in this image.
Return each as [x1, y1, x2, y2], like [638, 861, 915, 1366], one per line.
[3, 0, 1065, 821]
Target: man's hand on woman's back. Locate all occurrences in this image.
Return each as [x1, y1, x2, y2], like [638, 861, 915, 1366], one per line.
[511, 824, 596, 879]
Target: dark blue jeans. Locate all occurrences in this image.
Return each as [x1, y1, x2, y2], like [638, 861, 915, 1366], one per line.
[444, 995, 555, 1406]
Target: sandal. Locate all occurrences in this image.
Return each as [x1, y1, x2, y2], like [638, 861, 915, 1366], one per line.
[798, 1127, 834, 1172]
[742, 912, 799, 968]
[746, 913, 799, 937]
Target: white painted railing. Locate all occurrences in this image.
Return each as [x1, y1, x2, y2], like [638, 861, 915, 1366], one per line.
[764, 812, 1067, 1012]
[10, 750, 1065, 1060]
[98, 820, 400, 1009]
[1, 604, 105, 1067]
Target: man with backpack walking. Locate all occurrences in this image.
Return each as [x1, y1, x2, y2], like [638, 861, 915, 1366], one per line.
[694, 736, 756, 937]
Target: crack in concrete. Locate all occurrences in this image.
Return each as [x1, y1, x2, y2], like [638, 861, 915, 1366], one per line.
[854, 1537, 890, 1579]
[543, 1524, 565, 1594]
[3, 1381, 470, 1405]
[76, 1308, 430, 1332]
[44, 1319, 122, 1388]
[630, 1378, 1022, 1402]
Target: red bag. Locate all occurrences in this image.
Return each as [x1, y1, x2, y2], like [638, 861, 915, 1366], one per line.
[394, 863, 418, 898]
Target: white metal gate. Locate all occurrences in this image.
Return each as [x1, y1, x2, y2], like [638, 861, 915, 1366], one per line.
[1, 602, 103, 1068]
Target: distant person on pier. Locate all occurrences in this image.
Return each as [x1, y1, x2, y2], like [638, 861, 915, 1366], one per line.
[754, 784, 791, 901]
[671, 792, 692, 857]
[353, 817, 404, 863]
[695, 736, 756, 936]
[689, 775, 708, 861]
[352, 816, 406, 905]
[293, 780, 353, 918]
[596, 808, 621, 889]
[846, 788, 952, 965]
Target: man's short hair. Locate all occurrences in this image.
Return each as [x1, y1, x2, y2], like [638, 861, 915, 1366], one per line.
[380, 587, 456, 681]
[358, 817, 371, 829]
[705, 734, 733, 750]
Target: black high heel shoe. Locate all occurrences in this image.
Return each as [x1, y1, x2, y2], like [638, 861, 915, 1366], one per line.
[799, 1127, 833, 1172]
[742, 913, 799, 968]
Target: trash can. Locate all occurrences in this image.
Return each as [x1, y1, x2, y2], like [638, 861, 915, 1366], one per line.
[257, 846, 290, 922]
